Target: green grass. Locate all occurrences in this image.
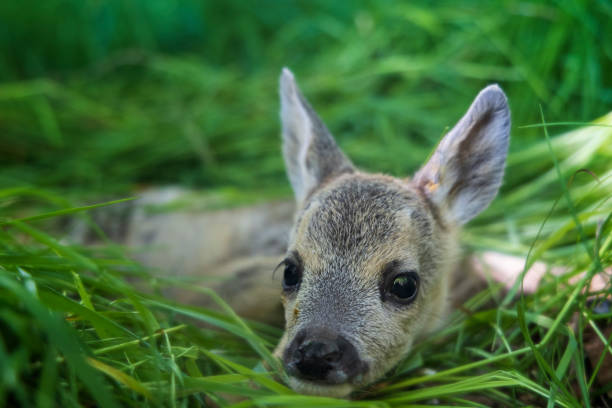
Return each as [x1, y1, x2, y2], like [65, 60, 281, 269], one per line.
[1, 0, 612, 406]
[1, 117, 610, 407]
[2, 0, 611, 194]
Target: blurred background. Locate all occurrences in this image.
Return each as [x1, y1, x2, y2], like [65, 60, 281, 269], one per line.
[1, 0, 610, 202]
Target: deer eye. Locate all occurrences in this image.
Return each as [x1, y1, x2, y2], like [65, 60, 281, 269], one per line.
[383, 271, 419, 305]
[282, 260, 302, 292]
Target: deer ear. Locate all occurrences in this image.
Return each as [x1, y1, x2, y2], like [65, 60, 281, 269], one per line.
[279, 68, 354, 204]
[414, 85, 510, 225]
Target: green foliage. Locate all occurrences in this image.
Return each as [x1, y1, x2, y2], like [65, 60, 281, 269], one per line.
[1, 0, 611, 406]
[1, 0, 611, 193]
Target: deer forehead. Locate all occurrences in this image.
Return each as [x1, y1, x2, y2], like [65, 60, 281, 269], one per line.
[290, 173, 437, 281]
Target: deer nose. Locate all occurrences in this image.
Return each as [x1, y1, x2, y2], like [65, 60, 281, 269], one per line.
[284, 327, 368, 384]
[295, 339, 342, 379]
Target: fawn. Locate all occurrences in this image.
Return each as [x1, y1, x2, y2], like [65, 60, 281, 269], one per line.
[95, 68, 510, 397]
[273, 68, 510, 396]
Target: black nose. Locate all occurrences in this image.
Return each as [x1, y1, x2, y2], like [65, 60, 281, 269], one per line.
[296, 339, 341, 379]
[284, 327, 367, 384]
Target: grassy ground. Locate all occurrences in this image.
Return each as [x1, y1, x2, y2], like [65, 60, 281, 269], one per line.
[1, 0, 611, 406]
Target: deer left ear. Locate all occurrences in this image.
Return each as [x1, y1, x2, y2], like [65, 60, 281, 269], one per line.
[414, 85, 510, 225]
[279, 68, 354, 205]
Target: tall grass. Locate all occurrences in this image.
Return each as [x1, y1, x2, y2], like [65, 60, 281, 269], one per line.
[1, 0, 611, 406]
[1, 119, 610, 405]
[1, 0, 611, 193]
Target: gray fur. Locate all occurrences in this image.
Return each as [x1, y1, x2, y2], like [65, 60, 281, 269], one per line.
[414, 85, 511, 224]
[280, 68, 355, 204]
[277, 173, 453, 396]
[276, 69, 510, 397]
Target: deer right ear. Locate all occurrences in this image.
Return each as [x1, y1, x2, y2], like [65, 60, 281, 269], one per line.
[279, 68, 354, 204]
[414, 85, 510, 225]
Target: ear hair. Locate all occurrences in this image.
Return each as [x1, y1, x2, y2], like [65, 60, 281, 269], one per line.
[414, 85, 510, 224]
[279, 68, 354, 204]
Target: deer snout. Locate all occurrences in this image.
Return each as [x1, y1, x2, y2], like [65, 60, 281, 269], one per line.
[284, 327, 368, 384]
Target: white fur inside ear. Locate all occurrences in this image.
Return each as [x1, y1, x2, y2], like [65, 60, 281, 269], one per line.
[280, 68, 317, 203]
[415, 84, 511, 225]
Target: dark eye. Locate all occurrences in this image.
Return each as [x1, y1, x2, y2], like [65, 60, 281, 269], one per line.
[385, 272, 419, 304]
[282, 260, 302, 291]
